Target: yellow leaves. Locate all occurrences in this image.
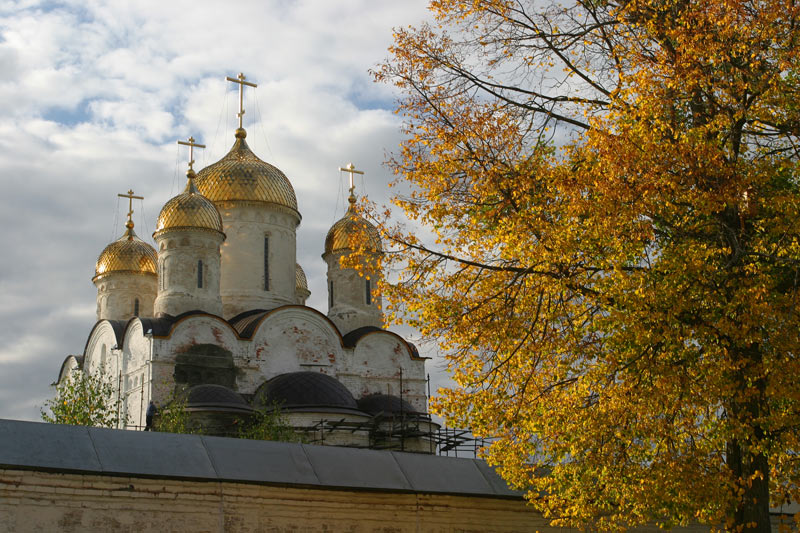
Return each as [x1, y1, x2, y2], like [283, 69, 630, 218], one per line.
[377, 0, 800, 530]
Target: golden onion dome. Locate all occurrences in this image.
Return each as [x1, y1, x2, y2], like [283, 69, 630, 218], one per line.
[295, 263, 308, 293]
[324, 195, 382, 255]
[93, 220, 157, 282]
[155, 170, 223, 235]
[194, 128, 298, 214]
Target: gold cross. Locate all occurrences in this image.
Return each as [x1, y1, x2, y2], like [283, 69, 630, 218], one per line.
[225, 72, 258, 129]
[339, 162, 364, 195]
[177, 136, 206, 170]
[117, 189, 143, 222]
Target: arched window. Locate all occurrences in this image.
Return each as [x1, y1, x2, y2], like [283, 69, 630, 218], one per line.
[365, 279, 371, 306]
[329, 281, 334, 309]
[197, 260, 203, 288]
[134, 298, 139, 316]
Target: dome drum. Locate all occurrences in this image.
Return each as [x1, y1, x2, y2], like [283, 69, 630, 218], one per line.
[194, 130, 300, 317]
[323, 200, 384, 333]
[93, 220, 158, 321]
[153, 171, 225, 317]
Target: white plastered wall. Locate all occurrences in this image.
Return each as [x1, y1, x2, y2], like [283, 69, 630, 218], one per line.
[343, 331, 428, 412]
[323, 251, 382, 335]
[94, 274, 157, 321]
[217, 203, 300, 318]
[154, 229, 224, 317]
[242, 307, 343, 393]
[120, 320, 152, 429]
[82, 321, 127, 427]
[149, 315, 243, 403]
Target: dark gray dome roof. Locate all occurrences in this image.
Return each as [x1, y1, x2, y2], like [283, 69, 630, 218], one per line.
[185, 384, 252, 412]
[357, 394, 420, 416]
[254, 372, 357, 410]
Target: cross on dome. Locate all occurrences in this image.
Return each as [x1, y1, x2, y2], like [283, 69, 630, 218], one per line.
[177, 136, 206, 171]
[339, 162, 364, 202]
[117, 189, 143, 225]
[226, 72, 258, 129]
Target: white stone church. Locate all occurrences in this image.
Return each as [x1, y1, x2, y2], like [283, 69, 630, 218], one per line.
[57, 74, 436, 451]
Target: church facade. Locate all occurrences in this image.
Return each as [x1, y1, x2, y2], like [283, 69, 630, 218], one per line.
[57, 75, 435, 451]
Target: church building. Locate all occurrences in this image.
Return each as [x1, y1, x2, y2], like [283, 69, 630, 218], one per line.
[57, 73, 436, 451]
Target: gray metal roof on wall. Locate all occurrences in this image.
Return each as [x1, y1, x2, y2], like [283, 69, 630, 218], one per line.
[0, 418, 520, 499]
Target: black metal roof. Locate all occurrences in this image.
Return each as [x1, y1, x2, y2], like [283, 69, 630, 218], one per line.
[357, 394, 420, 416]
[228, 309, 270, 338]
[228, 305, 345, 340]
[80, 319, 127, 359]
[137, 315, 177, 337]
[0, 418, 520, 498]
[56, 354, 84, 383]
[342, 326, 383, 347]
[254, 371, 358, 411]
[341, 326, 426, 360]
[185, 384, 252, 413]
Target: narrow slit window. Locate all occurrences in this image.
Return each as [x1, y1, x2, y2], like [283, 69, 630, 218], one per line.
[365, 279, 371, 305]
[329, 281, 334, 309]
[197, 260, 203, 288]
[264, 237, 269, 291]
[134, 298, 139, 317]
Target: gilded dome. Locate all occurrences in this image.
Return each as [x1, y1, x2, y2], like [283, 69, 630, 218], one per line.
[194, 128, 298, 213]
[324, 196, 382, 255]
[155, 170, 223, 235]
[94, 221, 157, 281]
[295, 263, 308, 292]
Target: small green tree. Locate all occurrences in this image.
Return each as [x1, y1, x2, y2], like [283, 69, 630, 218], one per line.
[41, 370, 121, 428]
[153, 393, 192, 434]
[240, 403, 302, 443]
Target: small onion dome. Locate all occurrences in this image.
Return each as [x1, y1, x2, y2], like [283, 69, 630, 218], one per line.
[93, 219, 157, 282]
[154, 169, 223, 235]
[295, 263, 308, 293]
[324, 194, 381, 255]
[195, 128, 298, 213]
[185, 384, 252, 413]
[357, 394, 420, 416]
[253, 371, 357, 410]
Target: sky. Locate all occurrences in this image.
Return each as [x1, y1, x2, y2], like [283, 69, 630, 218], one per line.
[0, 0, 449, 421]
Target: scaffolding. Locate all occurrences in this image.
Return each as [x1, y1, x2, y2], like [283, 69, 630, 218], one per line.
[296, 414, 491, 458]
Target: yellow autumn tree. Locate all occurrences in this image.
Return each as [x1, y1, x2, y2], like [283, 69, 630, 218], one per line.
[370, 0, 800, 530]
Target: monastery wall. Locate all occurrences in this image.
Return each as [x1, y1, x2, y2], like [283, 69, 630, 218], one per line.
[0, 468, 549, 533]
[4, 468, 789, 532]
